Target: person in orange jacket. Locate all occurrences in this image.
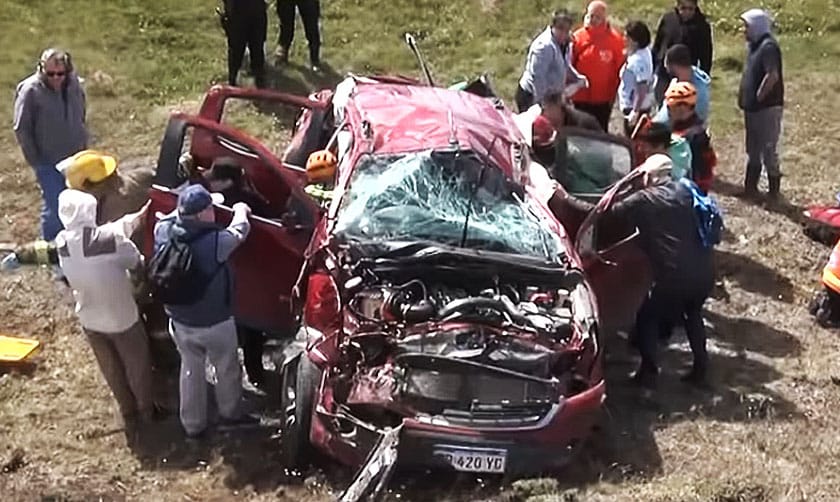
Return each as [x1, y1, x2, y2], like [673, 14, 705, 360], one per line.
[570, 1, 626, 132]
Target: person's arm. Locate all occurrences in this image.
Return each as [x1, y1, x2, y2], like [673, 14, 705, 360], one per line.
[114, 233, 142, 271]
[699, 21, 714, 74]
[12, 86, 41, 166]
[632, 80, 650, 112]
[528, 41, 554, 103]
[756, 46, 781, 103]
[215, 202, 252, 262]
[651, 15, 667, 66]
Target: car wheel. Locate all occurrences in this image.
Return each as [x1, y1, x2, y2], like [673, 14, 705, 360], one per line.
[280, 354, 321, 469]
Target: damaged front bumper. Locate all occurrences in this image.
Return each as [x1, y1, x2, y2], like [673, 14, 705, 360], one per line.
[317, 378, 606, 480]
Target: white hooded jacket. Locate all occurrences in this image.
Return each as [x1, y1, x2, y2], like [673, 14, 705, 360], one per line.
[56, 189, 142, 333]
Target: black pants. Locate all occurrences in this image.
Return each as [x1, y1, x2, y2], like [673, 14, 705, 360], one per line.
[574, 102, 612, 133]
[236, 326, 266, 387]
[227, 9, 268, 86]
[277, 0, 321, 64]
[514, 85, 534, 113]
[635, 284, 710, 377]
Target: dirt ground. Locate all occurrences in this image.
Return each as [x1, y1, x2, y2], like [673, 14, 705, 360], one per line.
[3, 73, 840, 502]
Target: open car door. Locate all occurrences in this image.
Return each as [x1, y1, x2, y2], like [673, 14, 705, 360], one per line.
[145, 114, 322, 336]
[566, 136, 653, 335]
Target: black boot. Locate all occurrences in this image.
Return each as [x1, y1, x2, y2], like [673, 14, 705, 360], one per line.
[768, 175, 781, 200]
[742, 164, 761, 198]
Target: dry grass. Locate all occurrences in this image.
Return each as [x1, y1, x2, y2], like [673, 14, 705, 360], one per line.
[3, 0, 840, 501]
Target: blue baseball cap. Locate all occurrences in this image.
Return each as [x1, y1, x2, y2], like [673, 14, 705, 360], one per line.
[177, 184, 224, 217]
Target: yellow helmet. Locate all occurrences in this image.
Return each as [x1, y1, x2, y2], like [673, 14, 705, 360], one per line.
[57, 150, 118, 189]
[306, 150, 337, 184]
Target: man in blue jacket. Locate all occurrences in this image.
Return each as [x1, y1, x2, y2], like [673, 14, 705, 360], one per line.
[153, 184, 257, 438]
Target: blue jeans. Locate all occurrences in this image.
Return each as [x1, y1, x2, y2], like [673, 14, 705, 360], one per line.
[33, 164, 66, 240]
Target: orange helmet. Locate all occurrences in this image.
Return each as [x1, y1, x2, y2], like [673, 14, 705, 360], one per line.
[665, 81, 697, 108]
[306, 150, 337, 184]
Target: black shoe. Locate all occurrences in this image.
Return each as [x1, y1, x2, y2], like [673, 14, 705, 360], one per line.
[680, 369, 709, 388]
[185, 428, 208, 445]
[217, 413, 261, 431]
[630, 369, 658, 390]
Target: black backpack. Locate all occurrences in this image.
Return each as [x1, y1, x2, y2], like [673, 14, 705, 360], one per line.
[147, 225, 223, 306]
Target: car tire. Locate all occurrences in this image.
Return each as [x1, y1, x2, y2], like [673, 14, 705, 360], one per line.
[280, 353, 321, 469]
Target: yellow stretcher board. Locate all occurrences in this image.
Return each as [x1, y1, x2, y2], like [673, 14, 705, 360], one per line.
[0, 335, 41, 363]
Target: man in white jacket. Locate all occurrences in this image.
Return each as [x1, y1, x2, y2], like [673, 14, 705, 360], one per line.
[515, 10, 588, 112]
[55, 189, 153, 444]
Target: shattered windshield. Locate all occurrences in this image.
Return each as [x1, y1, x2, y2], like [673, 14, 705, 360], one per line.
[333, 150, 564, 261]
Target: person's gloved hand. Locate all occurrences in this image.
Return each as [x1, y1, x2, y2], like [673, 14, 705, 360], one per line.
[0, 253, 21, 272]
[232, 202, 252, 217]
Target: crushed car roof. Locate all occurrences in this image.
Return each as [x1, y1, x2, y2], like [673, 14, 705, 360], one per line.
[344, 83, 527, 179]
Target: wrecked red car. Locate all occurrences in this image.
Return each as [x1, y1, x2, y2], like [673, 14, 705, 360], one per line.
[273, 78, 651, 482]
[143, 79, 651, 485]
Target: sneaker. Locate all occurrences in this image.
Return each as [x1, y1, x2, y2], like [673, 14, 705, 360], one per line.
[217, 413, 261, 431]
[274, 45, 289, 64]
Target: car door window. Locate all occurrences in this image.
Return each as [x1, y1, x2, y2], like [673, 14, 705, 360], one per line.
[554, 130, 634, 201]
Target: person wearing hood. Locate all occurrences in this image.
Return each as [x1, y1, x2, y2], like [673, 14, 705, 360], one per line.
[570, 1, 626, 132]
[153, 185, 258, 439]
[739, 8, 784, 199]
[652, 0, 713, 102]
[652, 44, 711, 126]
[13, 48, 88, 242]
[55, 190, 154, 446]
[515, 10, 589, 112]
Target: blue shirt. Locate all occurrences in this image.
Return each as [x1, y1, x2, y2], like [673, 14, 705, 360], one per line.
[654, 66, 711, 125]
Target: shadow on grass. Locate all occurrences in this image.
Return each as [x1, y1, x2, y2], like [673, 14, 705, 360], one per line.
[715, 249, 796, 303]
[128, 308, 801, 499]
[714, 177, 807, 226]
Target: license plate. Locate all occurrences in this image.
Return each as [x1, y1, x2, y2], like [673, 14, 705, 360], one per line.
[433, 446, 507, 473]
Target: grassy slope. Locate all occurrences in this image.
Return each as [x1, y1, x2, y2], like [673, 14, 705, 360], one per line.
[2, 0, 840, 501]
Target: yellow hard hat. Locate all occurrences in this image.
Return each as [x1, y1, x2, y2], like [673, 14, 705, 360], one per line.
[57, 150, 118, 189]
[306, 149, 337, 184]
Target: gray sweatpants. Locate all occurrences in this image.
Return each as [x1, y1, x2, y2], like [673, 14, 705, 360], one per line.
[745, 106, 784, 177]
[169, 317, 242, 435]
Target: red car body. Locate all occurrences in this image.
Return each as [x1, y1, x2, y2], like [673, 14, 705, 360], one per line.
[144, 80, 652, 478]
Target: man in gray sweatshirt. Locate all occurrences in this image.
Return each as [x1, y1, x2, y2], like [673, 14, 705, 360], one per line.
[738, 9, 784, 199]
[13, 48, 88, 241]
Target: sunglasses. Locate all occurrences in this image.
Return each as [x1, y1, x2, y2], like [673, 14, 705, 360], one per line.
[46, 71, 66, 77]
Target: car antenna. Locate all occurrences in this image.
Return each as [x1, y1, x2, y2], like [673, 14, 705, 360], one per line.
[404, 33, 436, 87]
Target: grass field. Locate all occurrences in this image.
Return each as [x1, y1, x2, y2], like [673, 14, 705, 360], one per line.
[2, 0, 840, 501]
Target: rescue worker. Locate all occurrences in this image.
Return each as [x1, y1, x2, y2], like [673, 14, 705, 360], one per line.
[2, 151, 153, 269]
[570, 1, 626, 132]
[201, 157, 273, 217]
[515, 10, 588, 112]
[619, 21, 655, 136]
[652, 44, 711, 126]
[739, 8, 784, 199]
[664, 81, 717, 193]
[552, 123, 716, 388]
[13, 48, 88, 241]
[219, 0, 268, 87]
[55, 190, 154, 446]
[153, 185, 259, 439]
[275, 0, 322, 72]
[652, 0, 714, 102]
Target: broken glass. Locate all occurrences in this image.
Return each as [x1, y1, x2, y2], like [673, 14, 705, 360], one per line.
[334, 150, 563, 261]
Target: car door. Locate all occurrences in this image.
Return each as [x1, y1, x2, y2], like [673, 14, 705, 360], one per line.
[572, 154, 653, 335]
[145, 114, 321, 336]
[192, 84, 331, 187]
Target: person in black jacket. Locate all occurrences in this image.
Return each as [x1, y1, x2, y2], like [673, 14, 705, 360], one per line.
[219, 0, 268, 87]
[551, 124, 715, 389]
[652, 0, 713, 102]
